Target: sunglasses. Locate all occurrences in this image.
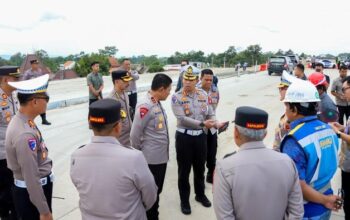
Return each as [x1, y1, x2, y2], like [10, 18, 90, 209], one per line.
[342, 87, 350, 93]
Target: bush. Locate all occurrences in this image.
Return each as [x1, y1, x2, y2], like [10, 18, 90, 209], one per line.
[148, 64, 164, 73]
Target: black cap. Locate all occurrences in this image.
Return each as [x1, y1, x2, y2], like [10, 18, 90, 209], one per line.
[0, 66, 21, 77]
[111, 70, 133, 82]
[89, 99, 121, 125]
[233, 106, 268, 129]
[90, 61, 99, 67]
[30, 59, 39, 64]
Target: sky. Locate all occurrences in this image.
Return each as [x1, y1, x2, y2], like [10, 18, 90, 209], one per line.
[0, 0, 349, 57]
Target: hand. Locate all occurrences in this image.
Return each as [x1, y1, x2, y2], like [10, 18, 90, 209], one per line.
[215, 121, 227, 129]
[322, 194, 342, 211]
[203, 119, 216, 128]
[330, 122, 344, 132]
[40, 213, 53, 220]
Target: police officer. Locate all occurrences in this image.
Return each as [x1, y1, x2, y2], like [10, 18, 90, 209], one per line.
[71, 99, 157, 220]
[281, 79, 341, 219]
[130, 73, 172, 220]
[273, 71, 294, 151]
[122, 59, 139, 119]
[197, 69, 227, 183]
[108, 70, 133, 147]
[87, 61, 104, 105]
[5, 74, 53, 220]
[213, 106, 304, 220]
[0, 66, 20, 220]
[22, 59, 51, 125]
[171, 65, 216, 215]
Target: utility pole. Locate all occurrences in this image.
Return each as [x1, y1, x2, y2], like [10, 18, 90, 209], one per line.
[224, 56, 226, 69]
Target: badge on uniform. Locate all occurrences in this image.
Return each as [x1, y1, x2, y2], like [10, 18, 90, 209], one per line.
[172, 95, 178, 104]
[1, 101, 7, 107]
[140, 107, 149, 119]
[120, 109, 127, 119]
[28, 138, 37, 151]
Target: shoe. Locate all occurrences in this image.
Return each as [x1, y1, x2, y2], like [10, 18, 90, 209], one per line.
[195, 195, 212, 207]
[206, 174, 213, 184]
[42, 120, 51, 125]
[180, 202, 191, 215]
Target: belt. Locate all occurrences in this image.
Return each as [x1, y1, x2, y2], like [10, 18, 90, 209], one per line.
[127, 91, 137, 95]
[14, 173, 54, 188]
[177, 128, 203, 136]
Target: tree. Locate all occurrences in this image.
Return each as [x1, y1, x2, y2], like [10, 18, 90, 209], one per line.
[285, 49, 294, 55]
[98, 46, 118, 57]
[275, 49, 285, 56]
[8, 52, 25, 66]
[244, 44, 263, 65]
[74, 53, 109, 77]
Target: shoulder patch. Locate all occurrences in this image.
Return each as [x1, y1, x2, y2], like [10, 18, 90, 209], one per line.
[140, 107, 149, 119]
[223, 151, 236, 159]
[28, 138, 37, 151]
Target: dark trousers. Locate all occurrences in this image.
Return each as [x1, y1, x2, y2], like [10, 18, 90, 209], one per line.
[206, 132, 218, 176]
[40, 113, 47, 122]
[342, 170, 350, 220]
[146, 163, 167, 220]
[89, 99, 98, 105]
[128, 92, 137, 120]
[337, 105, 350, 125]
[12, 177, 52, 220]
[175, 132, 207, 204]
[0, 160, 17, 220]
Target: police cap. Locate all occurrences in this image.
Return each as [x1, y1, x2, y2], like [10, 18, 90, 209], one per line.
[233, 106, 268, 130]
[0, 65, 21, 77]
[182, 65, 200, 80]
[89, 99, 121, 125]
[30, 59, 39, 64]
[111, 70, 133, 82]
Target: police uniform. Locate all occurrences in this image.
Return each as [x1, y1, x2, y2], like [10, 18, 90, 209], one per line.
[0, 66, 20, 219]
[197, 79, 220, 183]
[130, 91, 169, 220]
[171, 65, 214, 214]
[126, 70, 140, 118]
[71, 99, 157, 220]
[5, 74, 53, 219]
[107, 70, 133, 147]
[22, 59, 51, 125]
[213, 106, 304, 220]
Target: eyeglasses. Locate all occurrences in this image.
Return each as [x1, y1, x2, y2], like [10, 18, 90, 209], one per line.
[342, 87, 350, 93]
[278, 87, 288, 91]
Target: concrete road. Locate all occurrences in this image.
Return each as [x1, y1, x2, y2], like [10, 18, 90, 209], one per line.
[38, 68, 344, 219]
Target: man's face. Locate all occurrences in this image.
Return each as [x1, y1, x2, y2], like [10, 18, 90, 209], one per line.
[340, 69, 348, 78]
[201, 74, 213, 90]
[315, 66, 323, 73]
[31, 63, 39, 70]
[92, 64, 100, 73]
[183, 78, 197, 92]
[122, 60, 131, 71]
[180, 61, 187, 67]
[342, 81, 350, 101]
[159, 85, 172, 101]
[32, 93, 49, 114]
[294, 67, 303, 77]
[284, 102, 298, 122]
[278, 86, 288, 101]
[115, 79, 129, 91]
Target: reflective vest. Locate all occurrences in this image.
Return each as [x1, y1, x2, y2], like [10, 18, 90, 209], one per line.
[283, 116, 339, 193]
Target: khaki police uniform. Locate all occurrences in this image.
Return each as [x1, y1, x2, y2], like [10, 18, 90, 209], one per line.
[197, 82, 220, 182]
[22, 68, 43, 80]
[71, 98, 157, 220]
[213, 106, 303, 220]
[5, 74, 53, 219]
[108, 89, 132, 147]
[126, 70, 140, 117]
[130, 91, 169, 219]
[0, 66, 20, 219]
[171, 65, 215, 209]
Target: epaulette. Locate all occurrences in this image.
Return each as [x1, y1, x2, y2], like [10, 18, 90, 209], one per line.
[223, 151, 236, 159]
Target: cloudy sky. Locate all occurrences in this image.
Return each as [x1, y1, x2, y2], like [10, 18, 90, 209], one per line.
[0, 0, 349, 57]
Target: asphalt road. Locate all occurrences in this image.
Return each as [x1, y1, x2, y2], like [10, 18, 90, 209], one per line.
[37, 69, 344, 219]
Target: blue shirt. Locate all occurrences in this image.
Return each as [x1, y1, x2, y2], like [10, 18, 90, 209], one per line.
[282, 116, 332, 217]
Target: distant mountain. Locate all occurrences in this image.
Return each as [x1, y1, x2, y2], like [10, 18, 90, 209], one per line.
[0, 55, 11, 60]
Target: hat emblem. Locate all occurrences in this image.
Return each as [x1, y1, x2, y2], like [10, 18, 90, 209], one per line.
[187, 66, 193, 74]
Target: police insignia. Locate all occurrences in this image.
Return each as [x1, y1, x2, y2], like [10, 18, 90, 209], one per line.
[28, 138, 37, 151]
[140, 107, 149, 119]
[172, 95, 177, 104]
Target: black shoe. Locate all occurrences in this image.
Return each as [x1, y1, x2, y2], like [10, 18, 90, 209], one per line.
[206, 174, 213, 184]
[195, 195, 212, 207]
[180, 202, 191, 215]
[42, 120, 51, 125]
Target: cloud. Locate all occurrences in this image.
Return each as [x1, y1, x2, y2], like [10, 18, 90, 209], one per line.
[39, 13, 65, 22]
[250, 25, 279, 33]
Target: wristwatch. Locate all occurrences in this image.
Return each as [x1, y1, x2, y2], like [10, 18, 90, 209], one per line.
[337, 130, 342, 138]
[199, 122, 205, 127]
